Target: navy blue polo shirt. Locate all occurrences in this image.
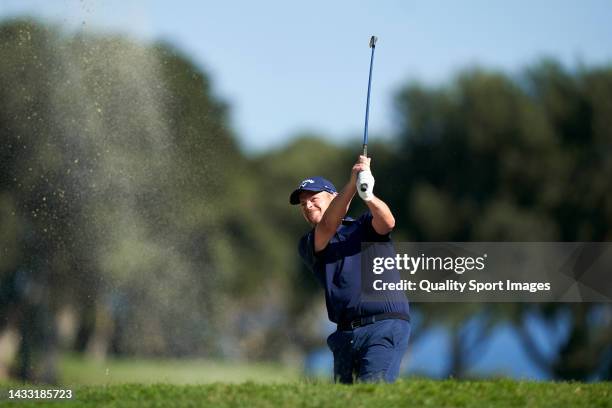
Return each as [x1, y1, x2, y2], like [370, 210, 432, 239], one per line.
[298, 211, 409, 324]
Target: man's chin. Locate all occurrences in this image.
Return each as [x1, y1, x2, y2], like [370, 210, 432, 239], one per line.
[307, 216, 321, 225]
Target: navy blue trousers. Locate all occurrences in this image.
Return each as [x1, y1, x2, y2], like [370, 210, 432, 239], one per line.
[326, 319, 411, 383]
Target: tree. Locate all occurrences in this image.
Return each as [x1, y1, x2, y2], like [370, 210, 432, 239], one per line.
[0, 19, 258, 380]
[389, 61, 612, 379]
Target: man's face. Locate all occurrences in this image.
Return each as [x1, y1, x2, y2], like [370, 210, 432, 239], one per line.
[298, 190, 336, 225]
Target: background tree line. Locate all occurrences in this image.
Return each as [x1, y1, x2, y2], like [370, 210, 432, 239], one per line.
[0, 19, 610, 382]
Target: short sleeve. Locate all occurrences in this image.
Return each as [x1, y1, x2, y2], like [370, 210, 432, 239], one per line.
[359, 211, 392, 242]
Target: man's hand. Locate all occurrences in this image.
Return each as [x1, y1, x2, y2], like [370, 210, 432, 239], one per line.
[352, 155, 396, 235]
[351, 155, 374, 201]
[351, 155, 371, 182]
[356, 170, 375, 201]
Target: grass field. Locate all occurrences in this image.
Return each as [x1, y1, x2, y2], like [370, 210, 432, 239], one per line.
[1, 379, 611, 407]
[1, 355, 610, 407]
[58, 353, 301, 384]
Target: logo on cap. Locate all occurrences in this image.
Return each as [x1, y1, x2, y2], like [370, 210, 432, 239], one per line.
[300, 179, 315, 188]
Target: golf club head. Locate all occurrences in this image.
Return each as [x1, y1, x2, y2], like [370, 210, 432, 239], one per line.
[369, 36, 378, 48]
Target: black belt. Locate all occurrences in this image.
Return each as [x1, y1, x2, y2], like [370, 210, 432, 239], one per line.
[337, 312, 410, 331]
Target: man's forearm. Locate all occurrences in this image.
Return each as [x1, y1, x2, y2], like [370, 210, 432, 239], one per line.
[319, 180, 356, 233]
[366, 196, 395, 235]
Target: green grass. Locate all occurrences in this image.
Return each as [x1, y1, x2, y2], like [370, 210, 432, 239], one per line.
[58, 353, 301, 384]
[2, 356, 610, 407]
[1, 379, 610, 407]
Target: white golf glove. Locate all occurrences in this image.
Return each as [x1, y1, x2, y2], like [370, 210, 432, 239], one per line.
[356, 170, 375, 201]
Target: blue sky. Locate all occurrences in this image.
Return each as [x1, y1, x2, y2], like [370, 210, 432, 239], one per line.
[2, 0, 611, 152]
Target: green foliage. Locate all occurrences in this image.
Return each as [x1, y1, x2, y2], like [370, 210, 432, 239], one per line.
[0, 19, 259, 364]
[391, 63, 612, 242]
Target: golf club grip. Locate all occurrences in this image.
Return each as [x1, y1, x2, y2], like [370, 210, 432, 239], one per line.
[360, 144, 368, 192]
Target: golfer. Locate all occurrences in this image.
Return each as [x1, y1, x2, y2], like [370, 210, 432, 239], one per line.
[290, 155, 410, 383]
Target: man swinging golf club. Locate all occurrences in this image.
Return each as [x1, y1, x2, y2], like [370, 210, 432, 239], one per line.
[289, 37, 410, 383]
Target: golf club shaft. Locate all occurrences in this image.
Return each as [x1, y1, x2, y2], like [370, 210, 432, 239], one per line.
[361, 36, 377, 192]
[362, 39, 376, 156]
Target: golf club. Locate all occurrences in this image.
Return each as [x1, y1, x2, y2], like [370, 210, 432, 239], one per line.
[360, 35, 377, 192]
